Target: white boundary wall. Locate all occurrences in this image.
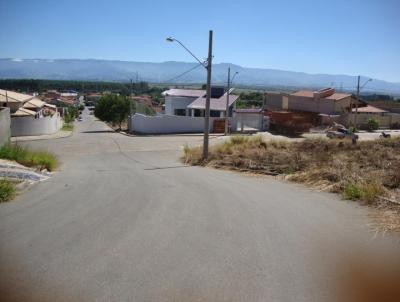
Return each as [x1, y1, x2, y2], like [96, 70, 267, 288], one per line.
[130, 114, 222, 134]
[0, 107, 11, 146]
[11, 115, 63, 137]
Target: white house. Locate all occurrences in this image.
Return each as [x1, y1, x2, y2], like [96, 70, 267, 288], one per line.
[130, 87, 239, 134]
[162, 87, 239, 117]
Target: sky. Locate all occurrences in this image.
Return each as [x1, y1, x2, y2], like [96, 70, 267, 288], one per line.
[0, 0, 399, 82]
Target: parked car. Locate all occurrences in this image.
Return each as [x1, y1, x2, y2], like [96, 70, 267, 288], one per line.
[326, 130, 346, 139]
[326, 128, 358, 140]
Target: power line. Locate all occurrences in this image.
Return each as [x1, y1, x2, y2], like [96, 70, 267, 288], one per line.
[164, 63, 204, 83]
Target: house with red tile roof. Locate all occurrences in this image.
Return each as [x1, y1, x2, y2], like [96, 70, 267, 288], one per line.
[265, 88, 400, 128]
[0, 89, 62, 136]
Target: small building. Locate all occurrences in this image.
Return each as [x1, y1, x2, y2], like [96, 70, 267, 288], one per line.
[0, 89, 62, 137]
[162, 88, 206, 116]
[265, 88, 358, 115]
[162, 87, 238, 117]
[60, 90, 78, 97]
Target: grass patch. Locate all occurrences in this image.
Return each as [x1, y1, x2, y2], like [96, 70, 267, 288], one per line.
[0, 179, 16, 202]
[62, 123, 74, 131]
[0, 143, 58, 171]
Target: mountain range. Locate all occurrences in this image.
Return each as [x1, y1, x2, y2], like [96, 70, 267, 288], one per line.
[1, 58, 399, 95]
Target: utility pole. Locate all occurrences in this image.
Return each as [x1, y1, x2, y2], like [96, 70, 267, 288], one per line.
[129, 79, 133, 132]
[165, 31, 213, 160]
[355, 75, 360, 129]
[130, 79, 133, 116]
[203, 30, 213, 160]
[224, 67, 231, 136]
[136, 71, 139, 93]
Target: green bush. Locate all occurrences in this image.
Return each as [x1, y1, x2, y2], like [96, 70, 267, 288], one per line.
[366, 118, 379, 131]
[342, 183, 363, 200]
[0, 144, 58, 171]
[62, 123, 74, 131]
[342, 181, 385, 203]
[0, 180, 16, 202]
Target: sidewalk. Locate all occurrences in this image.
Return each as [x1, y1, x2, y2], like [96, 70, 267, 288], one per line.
[11, 130, 72, 142]
[0, 159, 51, 186]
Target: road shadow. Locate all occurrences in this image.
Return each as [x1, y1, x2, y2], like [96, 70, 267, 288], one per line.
[80, 130, 115, 134]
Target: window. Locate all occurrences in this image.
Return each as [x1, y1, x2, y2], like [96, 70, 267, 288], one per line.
[210, 110, 221, 117]
[174, 109, 186, 116]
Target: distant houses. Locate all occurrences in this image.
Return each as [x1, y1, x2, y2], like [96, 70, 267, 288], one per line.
[265, 87, 400, 129]
[0, 89, 62, 137]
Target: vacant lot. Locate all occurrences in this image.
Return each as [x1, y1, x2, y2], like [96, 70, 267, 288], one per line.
[183, 136, 400, 232]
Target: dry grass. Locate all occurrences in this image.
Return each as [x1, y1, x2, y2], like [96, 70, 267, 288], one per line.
[183, 135, 400, 232]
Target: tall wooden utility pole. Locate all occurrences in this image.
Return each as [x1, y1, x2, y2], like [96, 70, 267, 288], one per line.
[224, 67, 231, 136]
[355, 75, 360, 129]
[202, 30, 213, 160]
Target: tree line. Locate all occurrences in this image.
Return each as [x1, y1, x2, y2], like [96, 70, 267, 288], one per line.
[0, 79, 164, 101]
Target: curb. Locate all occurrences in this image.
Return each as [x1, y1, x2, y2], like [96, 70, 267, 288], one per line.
[12, 130, 73, 143]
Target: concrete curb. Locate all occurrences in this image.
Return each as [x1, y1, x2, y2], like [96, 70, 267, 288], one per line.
[11, 130, 73, 142]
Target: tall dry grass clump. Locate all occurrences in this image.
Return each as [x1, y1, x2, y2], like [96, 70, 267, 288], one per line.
[0, 143, 59, 171]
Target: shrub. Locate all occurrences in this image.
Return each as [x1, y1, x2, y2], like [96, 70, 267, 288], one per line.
[0, 179, 16, 202]
[229, 135, 249, 145]
[343, 183, 363, 200]
[62, 123, 74, 131]
[366, 118, 379, 131]
[342, 181, 385, 203]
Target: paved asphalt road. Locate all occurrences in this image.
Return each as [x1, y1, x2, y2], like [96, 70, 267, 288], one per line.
[0, 110, 374, 301]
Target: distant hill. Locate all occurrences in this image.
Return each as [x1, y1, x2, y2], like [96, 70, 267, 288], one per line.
[1, 58, 399, 95]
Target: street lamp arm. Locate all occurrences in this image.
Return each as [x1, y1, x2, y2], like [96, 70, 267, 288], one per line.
[230, 72, 239, 86]
[167, 37, 207, 68]
[361, 78, 372, 90]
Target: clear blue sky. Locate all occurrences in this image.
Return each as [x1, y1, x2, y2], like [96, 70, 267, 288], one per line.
[0, 0, 399, 82]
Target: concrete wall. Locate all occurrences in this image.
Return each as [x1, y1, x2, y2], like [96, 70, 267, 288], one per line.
[288, 95, 336, 114]
[265, 93, 283, 110]
[165, 96, 197, 115]
[334, 97, 352, 113]
[0, 107, 11, 146]
[130, 114, 222, 134]
[233, 113, 266, 131]
[339, 113, 400, 128]
[11, 114, 63, 137]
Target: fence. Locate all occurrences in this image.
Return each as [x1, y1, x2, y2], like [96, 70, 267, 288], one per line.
[130, 114, 223, 134]
[339, 113, 400, 128]
[11, 114, 63, 137]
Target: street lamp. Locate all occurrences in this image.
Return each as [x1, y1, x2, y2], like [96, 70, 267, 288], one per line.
[354, 76, 373, 128]
[225, 67, 239, 135]
[166, 31, 213, 160]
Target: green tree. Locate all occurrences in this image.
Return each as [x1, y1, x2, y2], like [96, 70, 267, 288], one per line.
[366, 118, 379, 131]
[94, 94, 129, 130]
[63, 105, 79, 123]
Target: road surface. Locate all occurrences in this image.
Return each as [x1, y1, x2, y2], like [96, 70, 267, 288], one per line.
[0, 110, 374, 301]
